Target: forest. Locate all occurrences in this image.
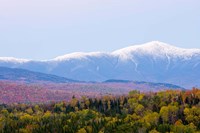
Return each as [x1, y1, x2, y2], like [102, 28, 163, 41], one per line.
[0, 88, 200, 133]
[0, 81, 181, 104]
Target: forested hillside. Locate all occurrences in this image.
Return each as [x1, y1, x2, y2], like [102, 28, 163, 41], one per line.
[0, 88, 200, 133]
[0, 81, 182, 104]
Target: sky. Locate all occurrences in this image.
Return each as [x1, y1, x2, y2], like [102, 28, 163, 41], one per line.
[0, 0, 200, 60]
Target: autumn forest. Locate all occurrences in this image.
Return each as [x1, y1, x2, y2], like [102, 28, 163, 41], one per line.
[0, 88, 200, 133]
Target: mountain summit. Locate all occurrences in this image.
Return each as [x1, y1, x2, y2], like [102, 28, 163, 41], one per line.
[0, 41, 200, 88]
[112, 41, 200, 59]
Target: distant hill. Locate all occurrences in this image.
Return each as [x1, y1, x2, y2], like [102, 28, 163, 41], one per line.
[104, 79, 131, 83]
[104, 79, 184, 90]
[0, 67, 77, 83]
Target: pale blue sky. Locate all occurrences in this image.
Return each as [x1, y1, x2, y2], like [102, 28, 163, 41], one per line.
[0, 0, 199, 60]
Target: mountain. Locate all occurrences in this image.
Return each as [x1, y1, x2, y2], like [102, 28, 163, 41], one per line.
[0, 41, 200, 88]
[0, 67, 77, 83]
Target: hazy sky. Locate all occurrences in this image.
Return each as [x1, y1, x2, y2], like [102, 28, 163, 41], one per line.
[0, 0, 199, 60]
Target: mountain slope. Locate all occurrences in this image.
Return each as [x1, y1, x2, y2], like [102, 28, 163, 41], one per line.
[0, 67, 77, 83]
[0, 41, 200, 88]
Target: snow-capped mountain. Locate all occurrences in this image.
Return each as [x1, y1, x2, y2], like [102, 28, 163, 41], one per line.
[0, 41, 200, 88]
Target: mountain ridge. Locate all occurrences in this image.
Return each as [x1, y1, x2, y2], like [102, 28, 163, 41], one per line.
[0, 41, 200, 88]
[0, 67, 77, 83]
[1, 41, 200, 62]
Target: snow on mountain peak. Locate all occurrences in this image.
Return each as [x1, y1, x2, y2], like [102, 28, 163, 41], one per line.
[0, 41, 200, 63]
[113, 41, 177, 54]
[53, 52, 108, 61]
[0, 57, 29, 63]
[112, 41, 200, 60]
